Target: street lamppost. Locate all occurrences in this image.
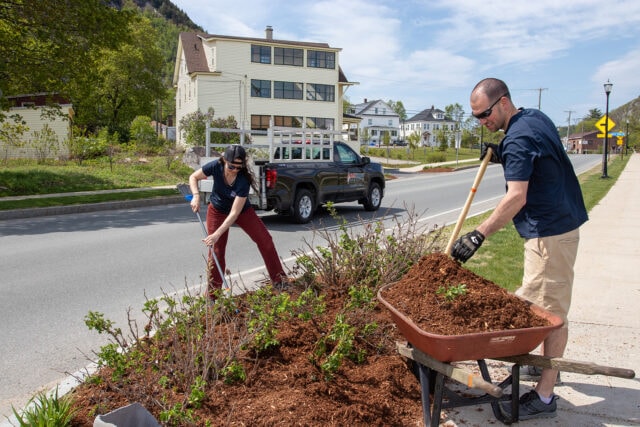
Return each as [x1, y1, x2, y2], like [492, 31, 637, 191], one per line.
[602, 80, 613, 178]
[626, 119, 630, 156]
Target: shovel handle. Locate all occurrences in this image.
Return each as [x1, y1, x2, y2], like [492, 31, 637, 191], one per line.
[445, 148, 492, 256]
[177, 184, 230, 293]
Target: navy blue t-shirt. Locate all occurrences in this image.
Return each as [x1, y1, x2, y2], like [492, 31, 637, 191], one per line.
[201, 159, 250, 214]
[496, 108, 588, 238]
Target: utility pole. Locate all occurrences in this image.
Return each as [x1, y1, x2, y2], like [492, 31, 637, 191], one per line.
[564, 110, 575, 149]
[530, 88, 548, 109]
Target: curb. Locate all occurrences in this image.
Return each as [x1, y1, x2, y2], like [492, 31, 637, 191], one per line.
[0, 196, 184, 220]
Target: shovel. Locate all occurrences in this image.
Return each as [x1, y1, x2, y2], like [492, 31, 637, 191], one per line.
[445, 147, 493, 256]
[176, 184, 230, 293]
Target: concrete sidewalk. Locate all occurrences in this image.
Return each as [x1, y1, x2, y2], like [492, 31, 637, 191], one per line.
[442, 154, 640, 426]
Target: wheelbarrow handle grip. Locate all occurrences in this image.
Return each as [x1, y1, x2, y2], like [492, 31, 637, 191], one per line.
[397, 342, 503, 398]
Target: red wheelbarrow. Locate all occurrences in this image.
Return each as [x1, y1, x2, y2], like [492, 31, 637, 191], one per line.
[377, 283, 636, 426]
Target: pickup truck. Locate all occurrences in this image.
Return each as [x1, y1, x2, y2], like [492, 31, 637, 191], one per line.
[197, 127, 385, 223]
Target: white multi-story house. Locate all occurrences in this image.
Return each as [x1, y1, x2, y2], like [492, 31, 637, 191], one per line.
[349, 99, 400, 145]
[173, 26, 355, 147]
[402, 106, 456, 147]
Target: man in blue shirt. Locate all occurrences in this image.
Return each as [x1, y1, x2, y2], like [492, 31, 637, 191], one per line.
[451, 78, 588, 420]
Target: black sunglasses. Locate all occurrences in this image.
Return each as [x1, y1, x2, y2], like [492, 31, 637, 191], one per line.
[473, 93, 508, 119]
[226, 162, 244, 170]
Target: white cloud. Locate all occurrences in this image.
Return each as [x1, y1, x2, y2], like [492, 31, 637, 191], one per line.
[592, 47, 640, 104]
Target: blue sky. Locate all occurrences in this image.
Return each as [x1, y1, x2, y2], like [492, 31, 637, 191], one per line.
[171, 0, 640, 129]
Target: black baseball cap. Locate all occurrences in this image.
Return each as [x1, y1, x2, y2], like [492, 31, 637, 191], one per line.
[223, 145, 246, 163]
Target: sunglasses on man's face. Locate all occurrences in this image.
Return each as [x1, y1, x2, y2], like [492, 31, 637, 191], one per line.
[473, 93, 508, 120]
[227, 162, 244, 171]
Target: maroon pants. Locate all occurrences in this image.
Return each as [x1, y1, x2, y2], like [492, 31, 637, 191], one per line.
[206, 204, 286, 296]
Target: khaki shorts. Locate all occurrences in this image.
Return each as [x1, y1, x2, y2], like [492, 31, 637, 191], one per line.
[515, 228, 580, 326]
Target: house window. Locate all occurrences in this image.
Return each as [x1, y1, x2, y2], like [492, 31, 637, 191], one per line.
[306, 83, 334, 102]
[307, 50, 335, 69]
[306, 117, 334, 130]
[274, 81, 303, 99]
[251, 79, 271, 98]
[388, 120, 392, 126]
[251, 45, 271, 64]
[209, 46, 215, 68]
[274, 115, 303, 127]
[274, 47, 303, 66]
[251, 115, 271, 130]
[368, 119, 372, 126]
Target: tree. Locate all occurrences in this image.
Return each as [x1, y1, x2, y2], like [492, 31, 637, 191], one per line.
[406, 131, 421, 159]
[210, 116, 242, 147]
[69, 15, 166, 139]
[444, 103, 465, 125]
[130, 116, 159, 150]
[179, 108, 215, 146]
[0, 0, 133, 98]
[585, 109, 603, 120]
[342, 96, 352, 114]
[436, 129, 449, 151]
[387, 100, 407, 122]
[30, 124, 59, 163]
[360, 127, 370, 147]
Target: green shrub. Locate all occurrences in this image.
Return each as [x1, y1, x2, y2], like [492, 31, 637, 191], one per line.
[11, 387, 77, 427]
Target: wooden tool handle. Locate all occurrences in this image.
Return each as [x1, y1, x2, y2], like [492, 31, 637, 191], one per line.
[445, 148, 493, 256]
[397, 342, 503, 398]
[498, 354, 636, 379]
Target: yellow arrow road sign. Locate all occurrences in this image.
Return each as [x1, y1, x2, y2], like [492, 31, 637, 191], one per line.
[595, 115, 616, 134]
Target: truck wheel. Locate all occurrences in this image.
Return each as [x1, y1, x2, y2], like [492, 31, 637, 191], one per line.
[362, 182, 382, 211]
[292, 189, 315, 223]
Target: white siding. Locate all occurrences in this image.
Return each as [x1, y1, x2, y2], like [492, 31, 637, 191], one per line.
[2, 106, 72, 159]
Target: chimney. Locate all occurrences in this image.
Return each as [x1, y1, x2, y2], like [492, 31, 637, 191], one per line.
[364, 98, 367, 103]
[265, 26, 273, 40]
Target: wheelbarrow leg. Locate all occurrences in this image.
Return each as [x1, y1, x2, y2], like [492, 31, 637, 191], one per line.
[417, 362, 446, 427]
[431, 372, 446, 426]
[476, 360, 520, 424]
[417, 363, 433, 427]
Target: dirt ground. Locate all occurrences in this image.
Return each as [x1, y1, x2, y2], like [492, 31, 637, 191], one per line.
[69, 253, 546, 426]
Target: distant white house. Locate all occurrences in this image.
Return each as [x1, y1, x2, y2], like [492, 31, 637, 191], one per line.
[2, 93, 72, 159]
[172, 26, 356, 148]
[349, 99, 400, 145]
[402, 106, 456, 147]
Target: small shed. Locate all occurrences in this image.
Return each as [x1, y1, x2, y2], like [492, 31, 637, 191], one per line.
[3, 93, 73, 160]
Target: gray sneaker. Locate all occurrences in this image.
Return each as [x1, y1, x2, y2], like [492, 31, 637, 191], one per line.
[501, 390, 558, 420]
[519, 365, 562, 384]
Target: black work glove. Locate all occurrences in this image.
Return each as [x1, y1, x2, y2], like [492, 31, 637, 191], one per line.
[480, 142, 501, 163]
[451, 230, 485, 263]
